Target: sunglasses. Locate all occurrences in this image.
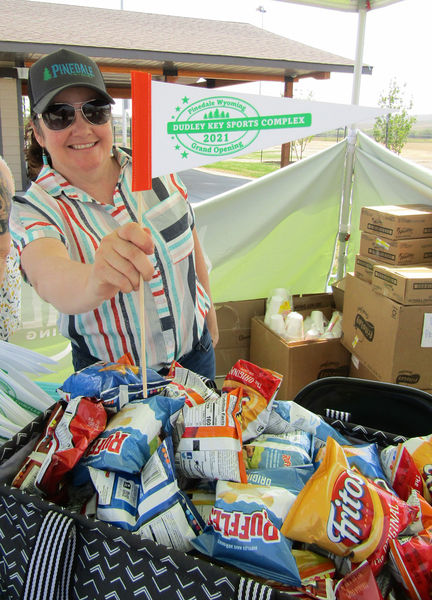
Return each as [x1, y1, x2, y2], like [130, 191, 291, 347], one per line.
[37, 99, 112, 131]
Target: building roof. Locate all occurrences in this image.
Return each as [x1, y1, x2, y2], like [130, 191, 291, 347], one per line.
[0, 0, 372, 95]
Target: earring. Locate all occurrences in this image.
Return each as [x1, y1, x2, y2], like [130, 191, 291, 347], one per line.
[42, 149, 49, 166]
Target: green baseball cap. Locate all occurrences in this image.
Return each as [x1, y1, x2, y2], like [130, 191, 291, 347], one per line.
[28, 48, 114, 113]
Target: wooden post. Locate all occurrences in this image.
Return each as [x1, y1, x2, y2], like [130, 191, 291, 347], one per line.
[280, 77, 294, 168]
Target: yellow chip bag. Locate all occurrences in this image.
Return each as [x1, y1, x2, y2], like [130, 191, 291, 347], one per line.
[281, 437, 417, 574]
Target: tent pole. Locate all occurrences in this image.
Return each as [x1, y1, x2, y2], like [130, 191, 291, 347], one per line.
[336, 6, 367, 281]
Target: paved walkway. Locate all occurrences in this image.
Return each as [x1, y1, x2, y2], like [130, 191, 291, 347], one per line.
[178, 169, 251, 204]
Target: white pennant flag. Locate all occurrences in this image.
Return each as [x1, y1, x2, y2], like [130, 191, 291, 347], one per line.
[131, 73, 387, 190]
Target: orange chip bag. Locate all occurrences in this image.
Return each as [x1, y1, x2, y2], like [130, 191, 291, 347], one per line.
[281, 438, 417, 574]
[223, 359, 282, 442]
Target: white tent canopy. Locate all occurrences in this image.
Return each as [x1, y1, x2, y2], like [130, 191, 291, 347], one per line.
[193, 132, 432, 303]
[275, 0, 406, 278]
[274, 1, 404, 12]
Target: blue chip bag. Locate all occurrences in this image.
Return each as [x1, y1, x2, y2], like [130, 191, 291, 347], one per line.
[246, 464, 313, 492]
[265, 400, 349, 446]
[88, 466, 140, 531]
[80, 395, 184, 474]
[243, 431, 313, 470]
[136, 437, 205, 552]
[314, 441, 391, 486]
[191, 480, 301, 587]
[59, 361, 169, 412]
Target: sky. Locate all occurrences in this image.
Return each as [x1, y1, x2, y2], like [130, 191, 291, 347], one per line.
[30, 0, 431, 115]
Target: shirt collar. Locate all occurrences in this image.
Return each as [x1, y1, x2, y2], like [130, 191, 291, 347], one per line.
[35, 146, 132, 201]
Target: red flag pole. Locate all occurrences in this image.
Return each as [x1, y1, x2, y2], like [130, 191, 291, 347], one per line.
[131, 71, 152, 397]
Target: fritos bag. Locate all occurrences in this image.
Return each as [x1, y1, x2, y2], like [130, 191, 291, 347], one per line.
[281, 438, 417, 574]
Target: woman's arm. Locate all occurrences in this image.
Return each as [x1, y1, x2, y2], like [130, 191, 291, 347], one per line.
[21, 223, 155, 314]
[192, 227, 219, 347]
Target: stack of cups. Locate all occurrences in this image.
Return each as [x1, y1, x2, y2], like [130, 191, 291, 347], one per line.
[269, 314, 285, 336]
[264, 294, 284, 327]
[284, 311, 304, 341]
[310, 310, 326, 336]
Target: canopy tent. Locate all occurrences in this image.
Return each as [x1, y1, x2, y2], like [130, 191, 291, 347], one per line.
[274, 1, 403, 11]
[194, 132, 432, 303]
[12, 132, 432, 385]
[275, 0, 406, 279]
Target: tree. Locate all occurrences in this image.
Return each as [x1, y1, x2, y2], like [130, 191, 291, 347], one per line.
[373, 79, 416, 155]
[291, 90, 314, 161]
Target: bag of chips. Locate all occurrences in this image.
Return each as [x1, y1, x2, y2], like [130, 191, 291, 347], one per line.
[389, 526, 432, 600]
[176, 388, 247, 483]
[59, 359, 169, 412]
[281, 437, 417, 574]
[192, 480, 301, 587]
[223, 360, 282, 442]
[243, 430, 313, 470]
[35, 396, 107, 501]
[265, 400, 349, 446]
[80, 395, 184, 474]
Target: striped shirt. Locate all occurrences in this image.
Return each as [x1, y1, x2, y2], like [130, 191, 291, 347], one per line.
[11, 148, 210, 370]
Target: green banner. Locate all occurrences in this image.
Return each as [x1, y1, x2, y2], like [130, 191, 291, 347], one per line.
[167, 113, 311, 135]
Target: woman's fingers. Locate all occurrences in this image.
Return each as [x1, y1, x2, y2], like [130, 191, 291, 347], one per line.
[117, 223, 154, 254]
[95, 225, 155, 294]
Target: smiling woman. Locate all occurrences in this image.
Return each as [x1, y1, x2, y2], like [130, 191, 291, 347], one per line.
[11, 48, 219, 380]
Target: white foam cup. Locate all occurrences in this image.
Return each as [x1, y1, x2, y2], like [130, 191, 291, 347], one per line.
[285, 311, 304, 341]
[269, 313, 285, 336]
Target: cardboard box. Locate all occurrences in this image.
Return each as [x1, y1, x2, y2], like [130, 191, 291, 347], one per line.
[331, 277, 346, 311]
[349, 353, 380, 381]
[372, 265, 432, 305]
[359, 232, 432, 265]
[341, 273, 432, 389]
[360, 204, 432, 240]
[214, 298, 266, 379]
[354, 254, 382, 283]
[250, 293, 350, 400]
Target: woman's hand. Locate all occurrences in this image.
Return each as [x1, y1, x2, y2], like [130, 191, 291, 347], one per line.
[88, 223, 155, 302]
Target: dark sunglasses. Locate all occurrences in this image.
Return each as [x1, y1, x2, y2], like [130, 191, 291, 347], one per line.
[37, 99, 112, 131]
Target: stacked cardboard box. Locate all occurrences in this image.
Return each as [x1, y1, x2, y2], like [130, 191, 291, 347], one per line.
[343, 204, 432, 391]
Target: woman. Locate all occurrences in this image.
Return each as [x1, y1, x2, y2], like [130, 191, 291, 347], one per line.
[0, 156, 20, 340]
[11, 48, 218, 378]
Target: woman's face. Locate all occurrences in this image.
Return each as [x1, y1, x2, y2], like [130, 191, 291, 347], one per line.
[32, 86, 113, 180]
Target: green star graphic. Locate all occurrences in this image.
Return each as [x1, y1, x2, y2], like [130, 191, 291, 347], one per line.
[182, 96, 189, 104]
[176, 106, 181, 112]
[175, 144, 180, 150]
[181, 151, 188, 158]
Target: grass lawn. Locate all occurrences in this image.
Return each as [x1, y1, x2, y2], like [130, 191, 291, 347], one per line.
[203, 160, 280, 178]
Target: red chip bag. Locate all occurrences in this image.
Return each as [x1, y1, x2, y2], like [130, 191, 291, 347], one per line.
[335, 561, 384, 600]
[12, 402, 65, 493]
[389, 526, 432, 600]
[400, 435, 432, 503]
[35, 396, 107, 501]
[281, 437, 417, 574]
[223, 359, 282, 442]
[381, 443, 425, 501]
